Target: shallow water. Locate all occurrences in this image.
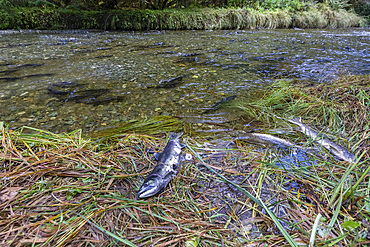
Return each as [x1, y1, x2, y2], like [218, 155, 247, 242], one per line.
[0, 29, 369, 134]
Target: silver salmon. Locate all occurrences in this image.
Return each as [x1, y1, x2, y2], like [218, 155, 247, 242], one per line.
[137, 133, 183, 199]
[238, 133, 295, 148]
[288, 117, 355, 163]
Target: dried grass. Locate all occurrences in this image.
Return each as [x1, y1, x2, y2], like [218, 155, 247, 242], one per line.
[0, 127, 259, 246]
[1, 75, 370, 246]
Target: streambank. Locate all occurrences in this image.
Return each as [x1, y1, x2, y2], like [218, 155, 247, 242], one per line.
[0, 7, 365, 30]
[1, 73, 369, 246]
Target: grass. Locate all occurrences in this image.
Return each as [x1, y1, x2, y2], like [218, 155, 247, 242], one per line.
[1, 74, 370, 246]
[0, 7, 365, 30]
[0, 125, 259, 246]
[91, 115, 185, 140]
[237, 74, 370, 156]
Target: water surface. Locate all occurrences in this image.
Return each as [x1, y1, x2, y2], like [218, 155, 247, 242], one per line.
[0, 29, 368, 134]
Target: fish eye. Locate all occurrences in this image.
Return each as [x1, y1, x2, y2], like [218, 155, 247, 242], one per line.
[145, 179, 157, 187]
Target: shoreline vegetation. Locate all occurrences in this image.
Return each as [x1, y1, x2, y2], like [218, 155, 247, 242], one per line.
[0, 4, 368, 30]
[1, 74, 370, 246]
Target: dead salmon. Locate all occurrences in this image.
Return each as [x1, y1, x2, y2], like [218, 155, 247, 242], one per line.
[137, 133, 183, 199]
[288, 117, 355, 163]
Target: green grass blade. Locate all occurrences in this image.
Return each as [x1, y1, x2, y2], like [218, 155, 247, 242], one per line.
[329, 151, 366, 207]
[310, 213, 322, 247]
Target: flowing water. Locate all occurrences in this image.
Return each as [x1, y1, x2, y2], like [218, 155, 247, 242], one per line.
[0, 29, 369, 135]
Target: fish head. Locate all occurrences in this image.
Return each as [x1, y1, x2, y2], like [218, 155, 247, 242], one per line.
[339, 149, 356, 163]
[137, 174, 163, 199]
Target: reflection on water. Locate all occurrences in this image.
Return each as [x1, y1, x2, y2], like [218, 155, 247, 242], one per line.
[0, 29, 369, 134]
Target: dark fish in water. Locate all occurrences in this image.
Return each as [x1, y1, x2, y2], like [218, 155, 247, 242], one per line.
[48, 81, 85, 95]
[147, 76, 184, 89]
[176, 57, 199, 63]
[16, 63, 44, 69]
[0, 69, 18, 75]
[48, 82, 122, 105]
[137, 133, 183, 199]
[0, 73, 53, 81]
[24, 73, 54, 79]
[88, 95, 125, 106]
[66, 89, 110, 102]
[203, 95, 237, 114]
[0, 62, 41, 73]
[0, 77, 19, 81]
[135, 42, 175, 51]
[288, 117, 356, 163]
[181, 53, 202, 57]
[51, 81, 84, 88]
[94, 55, 113, 59]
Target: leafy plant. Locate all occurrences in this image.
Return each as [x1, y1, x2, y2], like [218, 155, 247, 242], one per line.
[327, 0, 350, 10]
[257, 0, 307, 11]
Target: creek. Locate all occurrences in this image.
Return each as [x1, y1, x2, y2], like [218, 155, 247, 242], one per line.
[0, 29, 369, 135]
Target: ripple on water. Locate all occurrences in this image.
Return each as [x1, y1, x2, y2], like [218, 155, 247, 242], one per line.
[0, 29, 368, 134]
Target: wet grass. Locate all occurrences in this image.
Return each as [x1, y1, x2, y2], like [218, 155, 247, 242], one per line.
[91, 116, 185, 140]
[1, 75, 370, 246]
[237, 74, 370, 156]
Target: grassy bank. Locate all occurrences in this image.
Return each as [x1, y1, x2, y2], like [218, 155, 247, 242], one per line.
[0, 7, 365, 30]
[1, 74, 370, 246]
[237, 74, 370, 156]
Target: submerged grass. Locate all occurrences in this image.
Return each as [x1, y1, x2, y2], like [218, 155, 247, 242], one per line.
[1, 74, 370, 246]
[91, 115, 185, 140]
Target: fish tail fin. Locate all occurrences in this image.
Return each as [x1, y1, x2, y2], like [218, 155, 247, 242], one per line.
[288, 116, 302, 125]
[169, 132, 183, 139]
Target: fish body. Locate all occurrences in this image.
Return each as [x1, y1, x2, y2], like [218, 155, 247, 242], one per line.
[240, 133, 295, 148]
[203, 95, 237, 114]
[137, 133, 183, 199]
[288, 117, 355, 163]
[147, 76, 184, 89]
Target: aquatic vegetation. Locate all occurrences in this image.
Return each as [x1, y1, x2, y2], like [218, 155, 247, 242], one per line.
[92, 115, 185, 140]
